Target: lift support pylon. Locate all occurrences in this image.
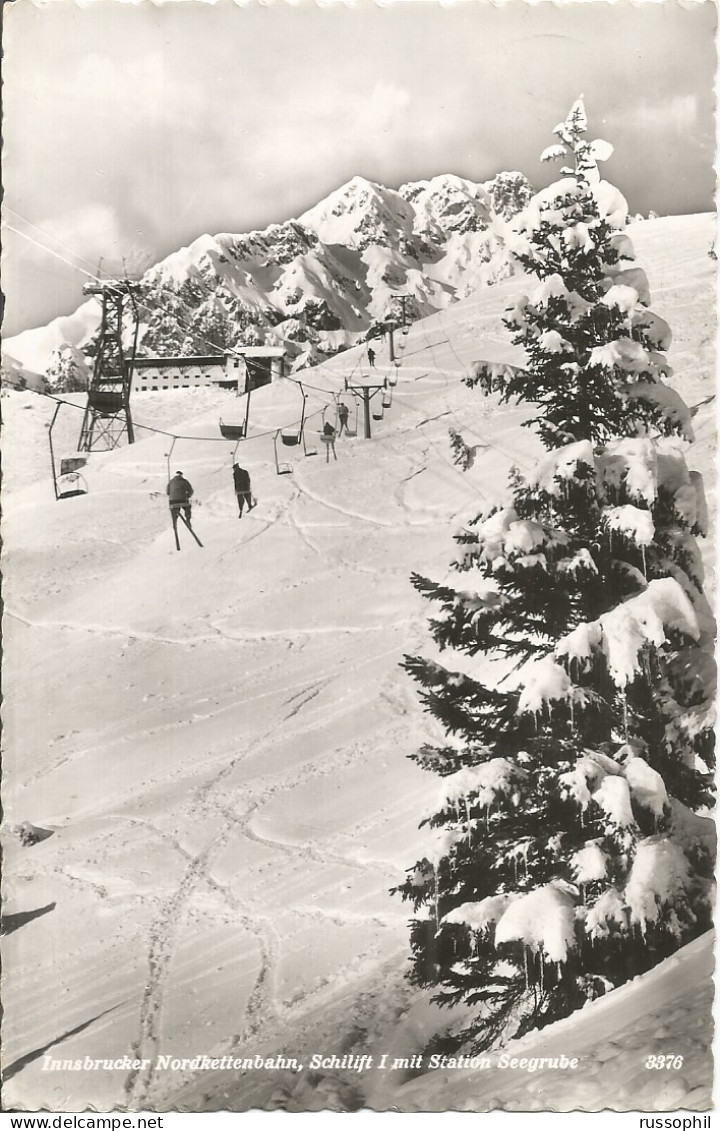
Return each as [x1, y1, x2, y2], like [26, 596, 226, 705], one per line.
[78, 280, 141, 452]
[344, 378, 387, 439]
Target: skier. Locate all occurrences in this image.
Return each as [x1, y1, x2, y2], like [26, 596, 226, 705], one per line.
[232, 463, 255, 518]
[367, 346, 376, 367]
[167, 470, 194, 524]
[337, 402, 350, 437]
[322, 420, 338, 463]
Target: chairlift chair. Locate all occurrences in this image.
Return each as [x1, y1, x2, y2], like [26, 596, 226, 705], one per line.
[286, 382, 316, 456]
[49, 403, 90, 501]
[219, 420, 247, 441]
[219, 386, 252, 442]
[274, 430, 293, 475]
[56, 470, 89, 500]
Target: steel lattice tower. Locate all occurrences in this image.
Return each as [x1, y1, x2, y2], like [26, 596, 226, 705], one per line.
[78, 281, 141, 452]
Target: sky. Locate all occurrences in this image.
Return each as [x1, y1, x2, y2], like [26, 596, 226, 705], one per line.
[2, 0, 717, 339]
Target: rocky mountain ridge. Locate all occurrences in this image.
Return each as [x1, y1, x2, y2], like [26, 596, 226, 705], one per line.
[5, 170, 533, 381]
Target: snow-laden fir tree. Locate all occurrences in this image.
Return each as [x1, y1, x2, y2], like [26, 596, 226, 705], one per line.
[45, 343, 90, 393]
[396, 99, 715, 1053]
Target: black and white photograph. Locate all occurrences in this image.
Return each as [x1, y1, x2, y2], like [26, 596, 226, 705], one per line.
[1, 0, 716, 1118]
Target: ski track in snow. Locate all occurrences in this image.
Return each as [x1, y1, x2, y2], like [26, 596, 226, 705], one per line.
[20, 624, 412, 1105]
[289, 474, 396, 529]
[124, 701, 325, 1106]
[17, 634, 407, 797]
[125, 689, 412, 1107]
[5, 606, 415, 649]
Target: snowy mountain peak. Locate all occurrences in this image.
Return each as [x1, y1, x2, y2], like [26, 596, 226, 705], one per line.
[399, 174, 494, 238]
[299, 175, 415, 251]
[5, 168, 534, 378]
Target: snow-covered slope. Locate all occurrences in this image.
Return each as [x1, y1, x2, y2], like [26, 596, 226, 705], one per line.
[1, 352, 48, 393]
[391, 929, 714, 1113]
[3, 172, 532, 379]
[3, 300, 99, 381]
[1, 213, 714, 1113]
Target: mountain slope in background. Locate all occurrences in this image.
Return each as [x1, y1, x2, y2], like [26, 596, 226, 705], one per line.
[3, 172, 532, 378]
[1, 213, 714, 1113]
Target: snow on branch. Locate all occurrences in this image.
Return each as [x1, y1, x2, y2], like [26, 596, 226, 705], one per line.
[527, 440, 595, 497]
[494, 883, 577, 963]
[570, 841, 609, 883]
[597, 577, 700, 688]
[555, 578, 699, 690]
[631, 308, 672, 351]
[598, 438, 659, 504]
[592, 776, 636, 829]
[601, 265, 650, 304]
[588, 337, 665, 377]
[466, 360, 525, 396]
[540, 144, 567, 164]
[443, 894, 515, 933]
[625, 839, 694, 935]
[433, 758, 528, 815]
[627, 383, 693, 442]
[624, 757, 668, 819]
[602, 505, 655, 548]
[513, 655, 583, 716]
[559, 750, 623, 810]
[426, 825, 467, 866]
[585, 886, 627, 938]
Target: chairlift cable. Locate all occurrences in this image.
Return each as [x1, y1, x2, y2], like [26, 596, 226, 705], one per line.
[38, 389, 304, 446]
[7, 219, 248, 362]
[5, 225, 106, 285]
[12, 212, 379, 446]
[5, 208, 114, 279]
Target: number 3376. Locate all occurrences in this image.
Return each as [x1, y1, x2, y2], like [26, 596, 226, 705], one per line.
[645, 1055, 684, 1070]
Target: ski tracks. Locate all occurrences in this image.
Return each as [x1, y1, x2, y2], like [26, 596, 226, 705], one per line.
[122, 666, 397, 1107]
[122, 707, 294, 1107]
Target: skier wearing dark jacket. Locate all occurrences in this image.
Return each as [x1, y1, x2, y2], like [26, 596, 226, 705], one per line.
[232, 464, 255, 518]
[167, 471, 194, 523]
[322, 421, 337, 463]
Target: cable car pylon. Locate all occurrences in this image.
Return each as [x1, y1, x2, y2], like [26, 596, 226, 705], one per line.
[78, 279, 141, 452]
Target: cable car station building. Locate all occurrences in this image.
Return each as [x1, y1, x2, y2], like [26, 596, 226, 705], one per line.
[131, 347, 286, 394]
